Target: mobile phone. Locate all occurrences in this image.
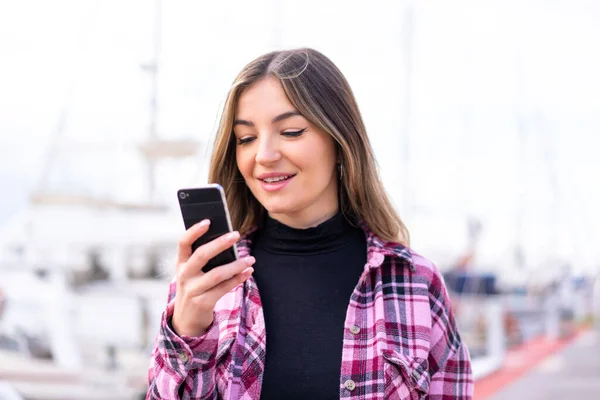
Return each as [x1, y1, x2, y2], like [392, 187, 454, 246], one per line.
[177, 184, 238, 272]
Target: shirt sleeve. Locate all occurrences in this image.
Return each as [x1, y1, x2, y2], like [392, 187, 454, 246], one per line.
[427, 268, 474, 399]
[146, 279, 220, 400]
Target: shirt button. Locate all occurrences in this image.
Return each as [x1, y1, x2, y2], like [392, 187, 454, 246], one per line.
[349, 325, 361, 335]
[178, 352, 189, 362]
[344, 379, 356, 391]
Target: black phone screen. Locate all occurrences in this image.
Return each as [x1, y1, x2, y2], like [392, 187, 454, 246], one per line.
[177, 187, 237, 272]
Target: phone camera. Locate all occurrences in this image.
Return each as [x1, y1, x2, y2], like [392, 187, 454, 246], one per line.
[179, 192, 187, 200]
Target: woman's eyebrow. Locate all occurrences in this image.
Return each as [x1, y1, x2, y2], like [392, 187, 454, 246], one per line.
[233, 110, 301, 127]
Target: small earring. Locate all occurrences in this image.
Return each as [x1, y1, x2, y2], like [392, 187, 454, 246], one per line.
[337, 163, 343, 179]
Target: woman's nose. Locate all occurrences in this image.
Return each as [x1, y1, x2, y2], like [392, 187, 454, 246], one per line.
[255, 136, 281, 165]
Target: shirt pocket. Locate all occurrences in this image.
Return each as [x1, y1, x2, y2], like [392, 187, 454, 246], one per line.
[382, 350, 430, 400]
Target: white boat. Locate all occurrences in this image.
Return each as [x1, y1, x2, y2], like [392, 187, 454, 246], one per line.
[0, 1, 195, 397]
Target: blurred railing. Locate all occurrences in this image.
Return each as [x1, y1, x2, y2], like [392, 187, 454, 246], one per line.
[451, 284, 595, 380]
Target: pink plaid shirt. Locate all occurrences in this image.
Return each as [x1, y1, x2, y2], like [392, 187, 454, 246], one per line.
[147, 225, 473, 399]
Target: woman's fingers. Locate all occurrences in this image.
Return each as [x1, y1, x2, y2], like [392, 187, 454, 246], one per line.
[179, 230, 241, 280]
[182, 257, 255, 297]
[191, 266, 255, 308]
[176, 219, 211, 264]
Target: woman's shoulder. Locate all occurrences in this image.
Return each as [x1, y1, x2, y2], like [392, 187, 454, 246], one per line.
[406, 248, 440, 275]
[364, 226, 440, 277]
[359, 221, 444, 282]
[376, 239, 446, 289]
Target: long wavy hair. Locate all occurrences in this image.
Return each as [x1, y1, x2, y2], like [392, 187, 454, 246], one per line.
[208, 48, 409, 245]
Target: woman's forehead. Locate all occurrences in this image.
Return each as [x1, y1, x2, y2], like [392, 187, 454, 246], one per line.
[235, 78, 294, 116]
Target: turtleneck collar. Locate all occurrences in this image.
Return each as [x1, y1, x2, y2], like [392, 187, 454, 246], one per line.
[255, 212, 356, 255]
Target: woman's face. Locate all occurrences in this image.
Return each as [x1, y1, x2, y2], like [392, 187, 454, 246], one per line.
[234, 77, 339, 228]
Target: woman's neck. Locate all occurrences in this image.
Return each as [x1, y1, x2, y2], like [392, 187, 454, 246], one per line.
[256, 209, 355, 256]
[268, 205, 339, 230]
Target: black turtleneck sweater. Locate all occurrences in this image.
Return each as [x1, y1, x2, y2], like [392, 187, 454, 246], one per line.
[252, 213, 367, 400]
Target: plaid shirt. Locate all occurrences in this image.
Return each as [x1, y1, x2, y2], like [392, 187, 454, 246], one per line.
[147, 225, 473, 399]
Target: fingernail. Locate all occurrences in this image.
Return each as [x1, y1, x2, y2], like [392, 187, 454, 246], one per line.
[243, 256, 255, 266]
[227, 231, 240, 241]
[199, 219, 210, 228]
[242, 267, 254, 275]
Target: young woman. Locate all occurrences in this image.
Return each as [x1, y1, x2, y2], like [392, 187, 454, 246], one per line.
[147, 48, 473, 400]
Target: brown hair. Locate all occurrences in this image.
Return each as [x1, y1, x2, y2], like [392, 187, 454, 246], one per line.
[208, 48, 409, 245]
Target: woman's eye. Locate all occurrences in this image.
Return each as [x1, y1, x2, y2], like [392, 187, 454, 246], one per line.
[237, 136, 256, 145]
[282, 128, 307, 137]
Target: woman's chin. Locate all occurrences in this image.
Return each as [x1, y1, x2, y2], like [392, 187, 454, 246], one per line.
[265, 207, 291, 216]
[263, 202, 297, 217]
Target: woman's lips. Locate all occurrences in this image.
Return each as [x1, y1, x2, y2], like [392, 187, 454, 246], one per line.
[259, 174, 295, 192]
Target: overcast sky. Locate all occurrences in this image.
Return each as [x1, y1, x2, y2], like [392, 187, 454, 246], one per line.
[0, 0, 599, 273]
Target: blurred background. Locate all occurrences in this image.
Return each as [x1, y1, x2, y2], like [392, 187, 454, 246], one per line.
[0, 0, 599, 399]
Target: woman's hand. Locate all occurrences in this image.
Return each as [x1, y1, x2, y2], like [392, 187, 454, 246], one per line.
[171, 220, 255, 337]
